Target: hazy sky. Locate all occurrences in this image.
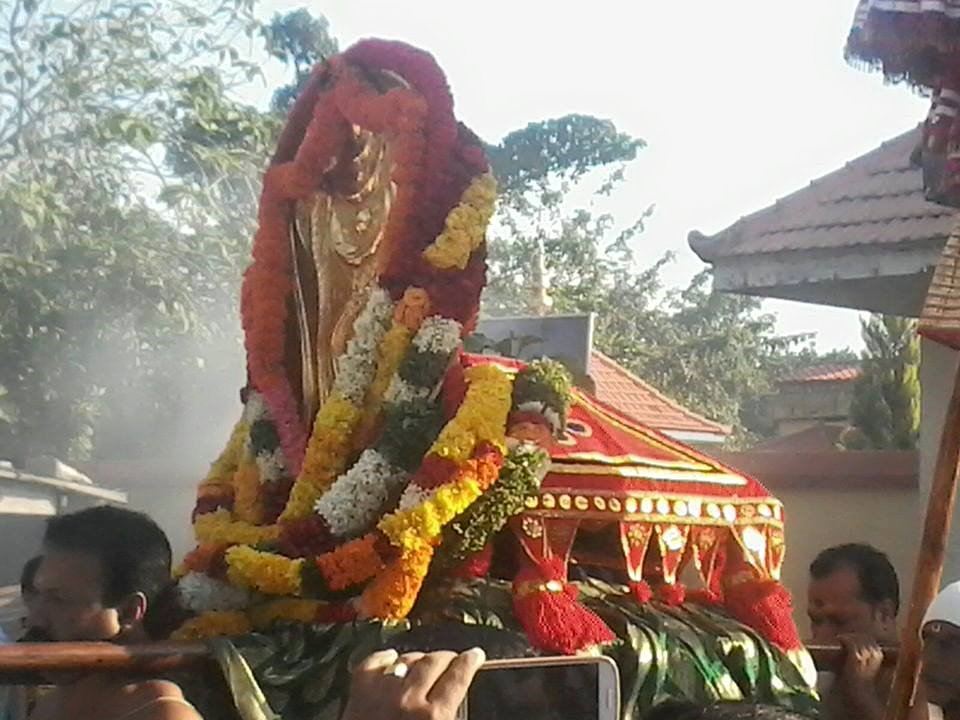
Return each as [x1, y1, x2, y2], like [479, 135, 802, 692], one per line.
[256, 0, 930, 351]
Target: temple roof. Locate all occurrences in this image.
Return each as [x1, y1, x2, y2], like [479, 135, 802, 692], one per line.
[589, 351, 729, 444]
[689, 127, 952, 262]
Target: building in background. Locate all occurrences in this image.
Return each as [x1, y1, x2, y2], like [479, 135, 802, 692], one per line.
[0, 458, 127, 634]
[689, 125, 944, 609]
[764, 363, 861, 439]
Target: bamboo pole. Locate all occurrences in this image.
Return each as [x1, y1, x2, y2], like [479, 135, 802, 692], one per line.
[0, 642, 211, 683]
[0, 641, 891, 683]
[884, 361, 960, 720]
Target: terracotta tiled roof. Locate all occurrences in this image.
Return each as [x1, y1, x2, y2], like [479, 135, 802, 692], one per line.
[689, 127, 955, 261]
[588, 351, 729, 439]
[780, 364, 862, 383]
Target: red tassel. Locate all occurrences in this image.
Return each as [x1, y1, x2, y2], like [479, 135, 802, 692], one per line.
[687, 588, 724, 606]
[724, 579, 802, 651]
[655, 582, 686, 607]
[513, 557, 616, 655]
[630, 580, 653, 603]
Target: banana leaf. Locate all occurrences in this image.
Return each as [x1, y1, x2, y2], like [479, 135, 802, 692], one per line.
[218, 579, 819, 720]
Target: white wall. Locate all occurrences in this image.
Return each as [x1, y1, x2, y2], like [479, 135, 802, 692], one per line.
[919, 337, 960, 587]
[777, 486, 920, 637]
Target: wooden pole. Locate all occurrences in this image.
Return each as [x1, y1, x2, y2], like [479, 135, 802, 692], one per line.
[884, 361, 960, 720]
[0, 642, 211, 683]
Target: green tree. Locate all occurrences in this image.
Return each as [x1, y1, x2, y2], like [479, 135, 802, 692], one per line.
[482, 117, 813, 444]
[844, 315, 920, 450]
[0, 0, 335, 463]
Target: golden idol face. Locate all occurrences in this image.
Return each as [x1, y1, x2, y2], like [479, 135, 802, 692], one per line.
[290, 121, 397, 420]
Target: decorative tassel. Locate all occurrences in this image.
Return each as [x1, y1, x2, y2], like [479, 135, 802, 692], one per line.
[655, 581, 686, 607]
[629, 579, 653, 603]
[723, 578, 802, 650]
[512, 556, 616, 655]
[687, 587, 724, 606]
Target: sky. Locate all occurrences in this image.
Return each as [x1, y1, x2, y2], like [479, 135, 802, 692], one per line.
[255, 0, 931, 352]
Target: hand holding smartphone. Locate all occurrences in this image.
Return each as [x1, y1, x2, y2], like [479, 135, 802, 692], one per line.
[457, 655, 620, 720]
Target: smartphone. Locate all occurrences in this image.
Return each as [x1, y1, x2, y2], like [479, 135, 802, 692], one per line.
[456, 655, 620, 720]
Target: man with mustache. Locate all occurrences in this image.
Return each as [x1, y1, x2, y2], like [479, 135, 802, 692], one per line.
[27, 507, 200, 720]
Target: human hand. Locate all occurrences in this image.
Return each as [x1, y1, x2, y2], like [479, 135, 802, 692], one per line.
[836, 634, 885, 712]
[340, 647, 486, 720]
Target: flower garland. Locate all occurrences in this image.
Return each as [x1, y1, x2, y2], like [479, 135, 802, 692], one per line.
[436, 443, 550, 569]
[422, 173, 497, 270]
[178, 572, 255, 613]
[178, 543, 229, 578]
[310, 316, 461, 540]
[352, 288, 431, 451]
[226, 546, 303, 596]
[194, 509, 279, 547]
[243, 391, 290, 486]
[232, 460, 263, 525]
[279, 290, 394, 521]
[357, 365, 512, 620]
[378, 443, 504, 553]
[314, 533, 388, 592]
[201, 417, 248, 489]
[358, 544, 435, 621]
[282, 397, 362, 520]
[422, 364, 513, 465]
[172, 611, 252, 641]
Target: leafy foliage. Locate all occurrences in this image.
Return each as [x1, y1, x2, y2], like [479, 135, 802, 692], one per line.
[482, 117, 814, 444]
[0, 0, 333, 462]
[844, 315, 920, 450]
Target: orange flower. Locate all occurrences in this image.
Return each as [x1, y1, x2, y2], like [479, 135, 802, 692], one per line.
[358, 545, 434, 620]
[315, 533, 386, 591]
[394, 287, 431, 331]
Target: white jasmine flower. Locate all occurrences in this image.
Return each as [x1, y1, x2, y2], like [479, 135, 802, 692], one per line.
[315, 449, 409, 537]
[412, 317, 462, 356]
[178, 572, 254, 613]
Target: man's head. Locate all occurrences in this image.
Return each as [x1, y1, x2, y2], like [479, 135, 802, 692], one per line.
[32, 506, 172, 642]
[807, 543, 899, 643]
[921, 581, 960, 712]
[19, 556, 43, 639]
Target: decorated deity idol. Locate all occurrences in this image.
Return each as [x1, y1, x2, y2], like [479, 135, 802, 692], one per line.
[175, 39, 817, 718]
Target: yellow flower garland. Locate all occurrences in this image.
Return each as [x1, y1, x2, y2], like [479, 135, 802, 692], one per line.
[422, 173, 497, 270]
[194, 509, 279, 546]
[281, 395, 362, 520]
[379, 471, 484, 551]
[231, 459, 263, 524]
[354, 321, 414, 450]
[427, 364, 513, 463]
[201, 418, 248, 489]
[226, 545, 303, 596]
[248, 599, 327, 629]
[172, 611, 252, 640]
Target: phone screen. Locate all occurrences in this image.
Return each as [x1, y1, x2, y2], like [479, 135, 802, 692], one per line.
[464, 662, 602, 720]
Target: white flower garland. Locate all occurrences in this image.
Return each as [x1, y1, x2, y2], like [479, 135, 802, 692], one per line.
[255, 447, 286, 484]
[413, 316, 462, 355]
[178, 572, 254, 613]
[397, 483, 434, 511]
[241, 390, 291, 484]
[312, 314, 462, 539]
[332, 288, 394, 404]
[314, 449, 408, 537]
[385, 377, 431, 404]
